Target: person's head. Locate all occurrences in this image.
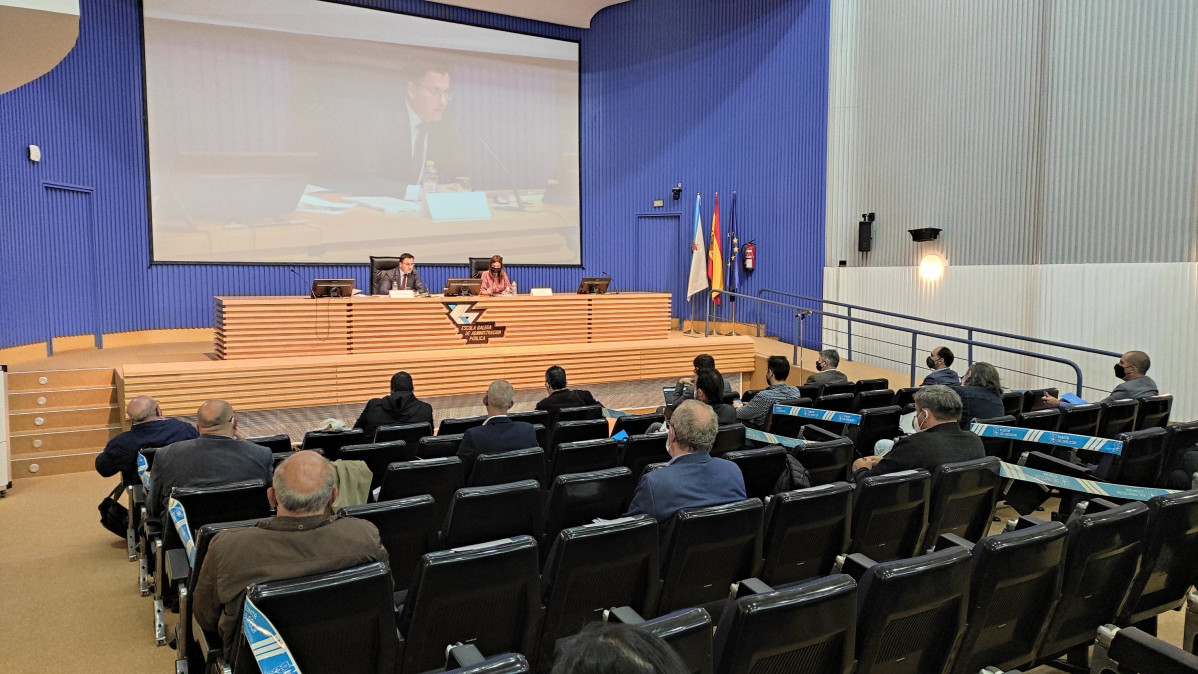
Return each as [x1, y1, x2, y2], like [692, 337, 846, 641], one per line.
[545, 365, 568, 392]
[404, 64, 452, 123]
[668, 399, 718, 456]
[766, 355, 791, 385]
[126, 396, 161, 425]
[398, 253, 415, 275]
[550, 622, 688, 674]
[269, 450, 337, 517]
[927, 346, 955, 370]
[962, 362, 1003, 397]
[912, 385, 963, 430]
[195, 399, 236, 437]
[1116, 351, 1151, 380]
[489, 254, 505, 277]
[484, 379, 515, 416]
[695, 368, 724, 406]
[390, 371, 414, 394]
[816, 349, 840, 372]
[692, 353, 716, 374]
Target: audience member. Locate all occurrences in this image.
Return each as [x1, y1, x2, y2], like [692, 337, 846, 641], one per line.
[457, 379, 538, 475]
[805, 349, 850, 388]
[536, 365, 602, 415]
[921, 346, 961, 386]
[696, 368, 738, 424]
[1043, 350, 1159, 407]
[193, 450, 388, 647]
[626, 400, 746, 524]
[352, 370, 434, 439]
[952, 361, 1006, 427]
[94, 395, 198, 485]
[852, 385, 983, 480]
[551, 622, 688, 674]
[732, 355, 802, 430]
[665, 353, 733, 408]
[146, 399, 273, 525]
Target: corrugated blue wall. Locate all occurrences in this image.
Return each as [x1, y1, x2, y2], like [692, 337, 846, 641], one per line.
[0, 0, 827, 349]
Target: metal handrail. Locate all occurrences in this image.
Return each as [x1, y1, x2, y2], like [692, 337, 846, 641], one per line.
[709, 289, 1089, 394]
[754, 288, 1121, 365]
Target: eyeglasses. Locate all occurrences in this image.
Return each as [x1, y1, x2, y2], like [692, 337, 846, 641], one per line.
[415, 84, 453, 101]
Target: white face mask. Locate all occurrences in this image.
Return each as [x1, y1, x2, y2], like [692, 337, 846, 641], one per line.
[913, 410, 928, 433]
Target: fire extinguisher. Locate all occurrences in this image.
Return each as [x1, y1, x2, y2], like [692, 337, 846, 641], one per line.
[743, 241, 756, 271]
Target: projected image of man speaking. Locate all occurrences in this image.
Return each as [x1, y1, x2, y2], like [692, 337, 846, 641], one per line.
[403, 63, 469, 189]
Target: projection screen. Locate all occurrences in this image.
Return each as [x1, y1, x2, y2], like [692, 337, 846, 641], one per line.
[142, 0, 581, 265]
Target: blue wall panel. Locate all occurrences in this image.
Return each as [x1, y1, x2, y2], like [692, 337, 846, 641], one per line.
[0, 0, 827, 349]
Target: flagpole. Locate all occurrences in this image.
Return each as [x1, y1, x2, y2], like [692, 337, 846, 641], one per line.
[684, 296, 698, 335]
[725, 228, 739, 336]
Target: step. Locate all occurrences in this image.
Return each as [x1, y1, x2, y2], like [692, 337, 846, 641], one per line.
[9, 426, 120, 454]
[6, 368, 116, 392]
[9, 406, 122, 434]
[8, 387, 118, 412]
[11, 450, 103, 480]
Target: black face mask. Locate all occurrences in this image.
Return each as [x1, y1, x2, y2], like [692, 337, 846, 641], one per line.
[1114, 363, 1126, 379]
[926, 356, 937, 370]
[490, 267, 502, 276]
[815, 361, 824, 372]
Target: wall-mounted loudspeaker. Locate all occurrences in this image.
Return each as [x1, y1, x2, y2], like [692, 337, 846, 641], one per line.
[857, 213, 875, 252]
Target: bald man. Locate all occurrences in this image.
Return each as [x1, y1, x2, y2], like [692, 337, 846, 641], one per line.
[193, 450, 387, 646]
[1044, 350, 1160, 407]
[146, 399, 273, 525]
[95, 396, 198, 485]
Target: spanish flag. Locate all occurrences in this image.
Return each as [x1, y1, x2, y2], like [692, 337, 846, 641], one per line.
[708, 192, 724, 305]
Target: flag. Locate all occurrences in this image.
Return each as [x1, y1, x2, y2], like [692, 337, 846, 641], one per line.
[727, 191, 741, 301]
[708, 192, 724, 305]
[686, 193, 708, 299]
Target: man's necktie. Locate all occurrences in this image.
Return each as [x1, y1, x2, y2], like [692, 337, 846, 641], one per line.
[399, 273, 406, 290]
[411, 122, 428, 184]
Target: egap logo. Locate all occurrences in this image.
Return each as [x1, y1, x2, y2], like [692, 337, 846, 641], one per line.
[444, 302, 507, 344]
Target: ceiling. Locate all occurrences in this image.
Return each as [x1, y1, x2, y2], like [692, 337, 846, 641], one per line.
[429, 0, 629, 28]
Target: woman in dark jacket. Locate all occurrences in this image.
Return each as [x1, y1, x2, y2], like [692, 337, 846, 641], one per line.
[952, 362, 1006, 428]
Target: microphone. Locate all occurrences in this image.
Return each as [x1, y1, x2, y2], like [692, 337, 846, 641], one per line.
[601, 270, 618, 294]
[478, 136, 526, 212]
[289, 267, 306, 294]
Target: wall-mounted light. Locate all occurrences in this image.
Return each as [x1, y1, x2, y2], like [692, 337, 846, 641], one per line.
[919, 253, 946, 281]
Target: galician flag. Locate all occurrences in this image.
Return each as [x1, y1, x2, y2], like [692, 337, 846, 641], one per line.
[686, 193, 708, 299]
[708, 192, 724, 305]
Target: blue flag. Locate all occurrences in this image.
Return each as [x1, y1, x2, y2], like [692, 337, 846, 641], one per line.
[727, 191, 741, 300]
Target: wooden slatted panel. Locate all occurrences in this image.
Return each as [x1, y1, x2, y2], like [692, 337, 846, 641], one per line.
[213, 293, 672, 359]
[124, 335, 755, 417]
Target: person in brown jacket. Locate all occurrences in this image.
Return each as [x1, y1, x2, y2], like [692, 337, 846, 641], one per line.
[193, 450, 388, 647]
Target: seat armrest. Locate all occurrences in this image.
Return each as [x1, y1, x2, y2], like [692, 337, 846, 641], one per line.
[604, 605, 647, 625]
[731, 577, 774, 599]
[933, 533, 973, 552]
[1082, 497, 1120, 513]
[1006, 515, 1047, 532]
[838, 553, 875, 582]
[446, 643, 486, 668]
[193, 617, 222, 663]
[801, 424, 841, 441]
[164, 548, 191, 586]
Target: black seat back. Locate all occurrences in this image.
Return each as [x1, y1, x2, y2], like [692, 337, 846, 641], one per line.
[271, 451, 292, 470]
[1104, 626, 1198, 674]
[170, 481, 271, 537]
[339, 441, 415, 490]
[182, 519, 259, 650]
[723, 446, 788, 500]
[854, 546, 972, 674]
[373, 421, 432, 446]
[793, 437, 855, 486]
[764, 397, 812, 440]
[398, 537, 543, 674]
[850, 469, 931, 562]
[550, 405, 604, 434]
[1118, 489, 1198, 627]
[658, 499, 764, 614]
[821, 381, 857, 397]
[797, 384, 820, 400]
[894, 387, 921, 410]
[543, 468, 635, 545]
[847, 405, 902, 458]
[551, 419, 609, 451]
[441, 480, 543, 549]
[508, 409, 550, 427]
[714, 574, 857, 674]
[1135, 394, 1173, 431]
[971, 415, 1017, 463]
[1021, 388, 1058, 413]
[532, 423, 548, 451]
[1099, 398, 1140, 439]
[808, 393, 857, 435]
[300, 428, 366, 461]
[247, 434, 291, 453]
[853, 389, 895, 412]
[1095, 427, 1170, 487]
[339, 496, 439, 590]
[438, 415, 487, 436]
[376, 457, 463, 526]
[469, 447, 545, 488]
[417, 433, 464, 459]
[1013, 408, 1060, 457]
[1058, 403, 1102, 437]
[1001, 391, 1025, 417]
[1162, 421, 1198, 489]
[711, 423, 746, 457]
[925, 456, 1002, 547]
[855, 378, 890, 394]
[639, 607, 715, 674]
[620, 433, 670, 484]
[539, 516, 661, 666]
[948, 520, 1068, 674]
[760, 482, 853, 586]
[612, 412, 665, 437]
[551, 438, 620, 480]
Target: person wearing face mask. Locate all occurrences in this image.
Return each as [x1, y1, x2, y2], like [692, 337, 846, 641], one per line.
[1043, 350, 1158, 407]
[852, 385, 983, 481]
[478, 254, 515, 296]
[805, 349, 851, 388]
[920, 346, 961, 386]
[951, 361, 1006, 428]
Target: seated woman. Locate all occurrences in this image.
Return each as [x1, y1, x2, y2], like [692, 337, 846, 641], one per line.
[478, 254, 515, 296]
[952, 361, 1006, 428]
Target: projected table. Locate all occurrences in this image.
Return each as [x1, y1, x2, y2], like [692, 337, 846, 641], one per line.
[214, 293, 672, 360]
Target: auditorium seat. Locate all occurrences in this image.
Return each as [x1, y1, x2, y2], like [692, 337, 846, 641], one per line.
[417, 433, 464, 459]
[300, 427, 365, 461]
[855, 377, 889, 394]
[339, 441, 415, 490]
[852, 388, 895, 412]
[533, 423, 548, 451]
[797, 384, 821, 400]
[657, 499, 763, 616]
[508, 409, 550, 428]
[710, 423, 746, 457]
[550, 438, 620, 480]
[939, 520, 1068, 674]
[438, 415, 488, 436]
[759, 482, 853, 586]
[1058, 403, 1103, 461]
[375, 457, 463, 527]
[338, 496, 439, 596]
[763, 397, 812, 440]
[714, 574, 857, 674]
[1116, 490, 1198, 632]
[469, 447, 546, 488]
[607, 606, 714, 674]
[1098, 398, 1140, 439]
[440, 480, 543, 549]
[397, 536, 543, 674]
[808, 393, 856, 435]
[538, 516, 661, 668]
[1001, 391, 1025, 417]
[1161, 421, 1198, 489]
[373, 421, 432, 446]
[550, 419, 608, 452]
[792, 437, 855, 486]
[1021, 388, 1058, 413]
[542, 468, 635, 546]
[445, 651, 531, 673]
[611, 412, 665, 437]
[1003, 451, 1092, 516]
[271, 451, 292, 470]
[1093, 427, 1169, 488]
[972, 415, 1017, 463]
[924, 456, 1002, 550]
[246, 433, 291, 453]
[845, 405, 902, 458]
[723, 446, 787, 500]
[1013, 408, 1060, 458]
[850, 469, 931, 562]
[618, 433, 670, 485]
[820, 381, 857, 397]
[894, 386, 921, 410]
[1091, 625, 1198, 674]
[548, 404, 603, 432]
[1134, 393, 1173, 431]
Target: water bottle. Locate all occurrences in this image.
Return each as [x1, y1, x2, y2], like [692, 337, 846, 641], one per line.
[421, 160, 438, 198]
[511, 280, 518, 295]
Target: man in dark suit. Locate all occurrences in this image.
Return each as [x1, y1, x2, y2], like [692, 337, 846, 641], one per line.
[353, 370, 434, 441]
[457, 379, 538, 476]
[805, 349, 851, 388]
[536, 366, 602, 418]
[400, 63, 468, 188]
[625, 400, 747, 524]
[852, 385, 984, 480]
[921, 346, 961, 386]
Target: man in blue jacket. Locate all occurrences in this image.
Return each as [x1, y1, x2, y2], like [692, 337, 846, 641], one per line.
[456, 379, 538, 476]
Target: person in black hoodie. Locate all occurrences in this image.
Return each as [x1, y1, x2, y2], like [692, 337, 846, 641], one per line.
[353, 371, 434, 440]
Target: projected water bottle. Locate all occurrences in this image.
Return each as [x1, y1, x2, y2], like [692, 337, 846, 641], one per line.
[422, 160, 439, 199]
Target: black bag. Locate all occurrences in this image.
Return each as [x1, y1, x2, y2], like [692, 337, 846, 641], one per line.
[773, 453, 812, 493]
[98, 482, 129, 538]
